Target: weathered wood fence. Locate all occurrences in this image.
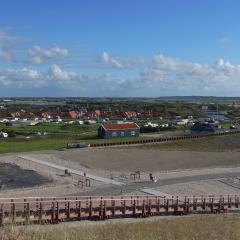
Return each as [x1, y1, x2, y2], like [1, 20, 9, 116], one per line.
[0, 195, 239, 225]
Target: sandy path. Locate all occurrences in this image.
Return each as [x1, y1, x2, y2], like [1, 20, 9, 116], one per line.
[18, 155, 124, 186]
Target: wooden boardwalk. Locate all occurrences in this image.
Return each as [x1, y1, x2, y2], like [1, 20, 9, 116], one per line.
[0, 195, 239, 225]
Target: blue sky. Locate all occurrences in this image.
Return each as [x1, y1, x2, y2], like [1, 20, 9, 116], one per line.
[0, 0, 240, 97]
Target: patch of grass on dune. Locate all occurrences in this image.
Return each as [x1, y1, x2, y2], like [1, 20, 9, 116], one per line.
[0, 214, 240, 240]
[139, 133, 240, 151]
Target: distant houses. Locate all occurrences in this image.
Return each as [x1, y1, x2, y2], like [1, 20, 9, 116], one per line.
[98, 123, 140, 139]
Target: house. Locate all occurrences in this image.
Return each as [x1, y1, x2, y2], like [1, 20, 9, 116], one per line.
[191, 121, 220, 134]
[98, 123, 140, 139]
[41, 112, 51, 119]
[69, 110, 79, 119]
[95, 109, 101, 117]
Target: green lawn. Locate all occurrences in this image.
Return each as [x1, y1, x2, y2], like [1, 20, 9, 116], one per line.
[0, 138, 70, 153]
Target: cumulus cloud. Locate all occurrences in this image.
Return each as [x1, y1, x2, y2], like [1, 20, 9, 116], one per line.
[0, 29, 18, 63]
[27, 45, 69, 64]
[2, 50, 240, 96]
[100, 51, 146, 69]
[0, 65, 129, 93]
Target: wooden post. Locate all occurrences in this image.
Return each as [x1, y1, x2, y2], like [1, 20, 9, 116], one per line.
[51, 201, 55, 223]
[157, 199, 160, 213]
[26, 202, 30, 223]
[235, 195, 238, 208]
[112, 198, 115, 217]
[203, 198, 206, 210]
[183, 196, 187, 213]
[78, 180, 83, 188]
[142, 200, 146, 216]
[65, 197, 67, 213]
[86, 179, 91, 187]
[67, 201, 70, 218]
[78, 201, 82, 218]
[56, 202, 59, 222]
[0, 204, 3, 225]
[39, 201, 43, 222]
[193, 197, 197, 211]
[133, 199, 136, 216]
[210, 198, 214, 213]
[99, 198, 103, 219]
[222, 197, 225, 211]
[186, 198, 190, 213]
[103, 200, 107, 219]
[148, 199, 152, 215]
[11, 199, 16, 224]
[166, 199, 169, 212]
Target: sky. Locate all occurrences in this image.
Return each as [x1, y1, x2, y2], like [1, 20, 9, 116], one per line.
[0, 0, 240, 97]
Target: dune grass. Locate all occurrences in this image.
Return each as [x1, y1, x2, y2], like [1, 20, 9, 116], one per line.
[0, 214, 240, 240]
[139, 133, 240, 152]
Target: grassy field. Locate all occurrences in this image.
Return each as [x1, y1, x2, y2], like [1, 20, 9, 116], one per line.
[0, 135, 156, 154]
[0, 132, 239, 154]
[139, 133, 240, 152]
[0, 214, 240, 240]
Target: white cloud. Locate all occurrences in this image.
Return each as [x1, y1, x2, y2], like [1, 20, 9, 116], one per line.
[2, 48, 240, 96]
[27, 45, 69, 64]
[47, 64, 77, 82]
[219, 37, 232, 43]
[0, 29, 17, 63]
[101, 51, 123, 68]
[100, 51, 146, 69]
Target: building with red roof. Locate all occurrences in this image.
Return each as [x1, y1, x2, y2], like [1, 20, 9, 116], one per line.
[69, 110, 79, 119]
[98, 122, 140, 139]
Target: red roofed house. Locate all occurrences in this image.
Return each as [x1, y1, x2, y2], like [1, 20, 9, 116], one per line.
[98, 123, 140, 139]
[69, 110, 79, 119]
[41, 112, 50, 119]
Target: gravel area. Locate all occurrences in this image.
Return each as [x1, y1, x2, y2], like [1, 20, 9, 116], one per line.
[154, 179, 240, 196]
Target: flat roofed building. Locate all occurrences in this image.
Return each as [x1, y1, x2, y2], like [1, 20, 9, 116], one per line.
[98, 123, 140, 139]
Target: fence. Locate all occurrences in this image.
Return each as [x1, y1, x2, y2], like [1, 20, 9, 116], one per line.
[0, 195, 239, 225]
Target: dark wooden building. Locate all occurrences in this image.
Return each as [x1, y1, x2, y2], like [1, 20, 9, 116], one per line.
[191, 121, 219, 134]
[98, 123, 140, 139]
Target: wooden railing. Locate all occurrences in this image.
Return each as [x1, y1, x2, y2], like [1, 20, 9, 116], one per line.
[0, 195, 239, 225]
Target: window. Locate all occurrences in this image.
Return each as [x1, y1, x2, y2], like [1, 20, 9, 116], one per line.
[112, 132, 117, 137]
[121, 131, 125, 137]
[131, 131, 135, 136]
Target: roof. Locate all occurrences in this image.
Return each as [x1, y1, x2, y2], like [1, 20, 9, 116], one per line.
[101, 123, 140, 131]
[95, 110, 101, 116]
[69, 110, 78, 118]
